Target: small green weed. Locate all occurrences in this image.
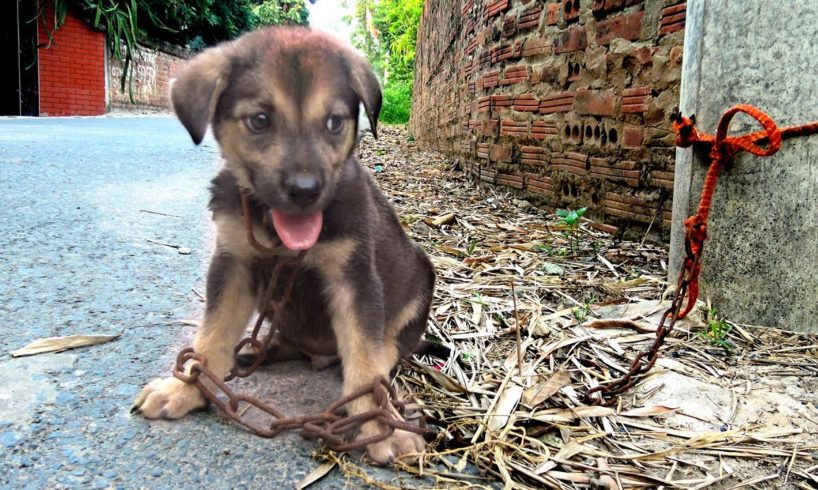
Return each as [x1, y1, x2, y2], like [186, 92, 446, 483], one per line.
[572, 296, 595, 322]
[697, 309, 735, 352]
[555, 207, 587, 255]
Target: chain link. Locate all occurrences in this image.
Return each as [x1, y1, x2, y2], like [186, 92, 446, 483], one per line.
[172, 190, 427, 451]
[587, 105, 818, 406]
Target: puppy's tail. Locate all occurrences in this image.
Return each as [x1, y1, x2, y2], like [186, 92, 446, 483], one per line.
[413, 340, 451, 360]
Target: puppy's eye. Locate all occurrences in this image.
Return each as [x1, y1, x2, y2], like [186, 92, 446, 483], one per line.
[326, 115, 344, 134]
[245, 112, 270, 133]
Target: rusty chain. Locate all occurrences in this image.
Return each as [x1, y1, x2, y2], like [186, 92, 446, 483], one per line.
[587, 105, 818, 406]
[585, 238, 701, 406]
[172, 190, 428, 451]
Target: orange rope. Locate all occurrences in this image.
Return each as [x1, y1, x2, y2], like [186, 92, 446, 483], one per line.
[672, 105, 818, 318]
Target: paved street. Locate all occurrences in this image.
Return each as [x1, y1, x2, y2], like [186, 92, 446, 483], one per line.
[0, 116, 401, 488]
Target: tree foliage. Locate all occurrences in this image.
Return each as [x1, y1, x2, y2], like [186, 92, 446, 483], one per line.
[44, 0, 309, 51]
[40, 0, 309, 100]
[347, 0, 423, 123]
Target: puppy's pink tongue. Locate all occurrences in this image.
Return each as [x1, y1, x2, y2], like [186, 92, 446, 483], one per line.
[270, 210, 323, 251]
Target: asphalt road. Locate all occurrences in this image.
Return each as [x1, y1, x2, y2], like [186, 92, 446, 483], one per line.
[0, 116, 410, 488]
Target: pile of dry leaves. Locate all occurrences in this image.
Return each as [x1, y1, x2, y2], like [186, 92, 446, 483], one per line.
[317, 126, 818, 489]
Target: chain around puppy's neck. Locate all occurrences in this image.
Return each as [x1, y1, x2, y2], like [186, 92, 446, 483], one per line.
[239, 188, 292, 256]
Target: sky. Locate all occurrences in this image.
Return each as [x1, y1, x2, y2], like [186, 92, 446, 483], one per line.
[307, 1, 354, 41]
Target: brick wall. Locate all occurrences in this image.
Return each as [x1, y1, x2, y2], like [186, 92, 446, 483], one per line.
[37, 4, 106, 116]
[108, 45, 188, 110]
[411, 0, 687, 235]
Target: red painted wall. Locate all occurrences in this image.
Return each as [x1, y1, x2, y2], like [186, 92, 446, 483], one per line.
[37, 4, 106, 116]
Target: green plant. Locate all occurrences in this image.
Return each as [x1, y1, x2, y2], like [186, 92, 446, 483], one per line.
[380, 80, 413, 124]
[346, 0, 422, 124]
[572, 296, 595, 322]
[466, 239, 479, 256]
[556, 207, 587, 255]
[697, 309, 735, 352]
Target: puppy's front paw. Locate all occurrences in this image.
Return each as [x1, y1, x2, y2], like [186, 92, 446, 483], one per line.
[360, 422, 426, 465]
[132, 377, 206, 419]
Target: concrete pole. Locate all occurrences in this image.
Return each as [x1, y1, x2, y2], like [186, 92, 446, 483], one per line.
[669, 0, 818, 332]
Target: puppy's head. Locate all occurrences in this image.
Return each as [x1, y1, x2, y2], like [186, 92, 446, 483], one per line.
[170, 27, 381, 250]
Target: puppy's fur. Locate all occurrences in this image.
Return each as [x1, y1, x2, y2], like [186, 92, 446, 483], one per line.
[133, 27, 435, 464]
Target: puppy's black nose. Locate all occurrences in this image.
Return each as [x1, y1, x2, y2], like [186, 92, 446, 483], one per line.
[285, 174, 321, 207]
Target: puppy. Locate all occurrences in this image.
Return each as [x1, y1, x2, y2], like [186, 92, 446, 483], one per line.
[133, 27, 436, 464]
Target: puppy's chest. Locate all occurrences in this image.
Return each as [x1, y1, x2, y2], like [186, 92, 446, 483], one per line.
[253, 260, 333, 324]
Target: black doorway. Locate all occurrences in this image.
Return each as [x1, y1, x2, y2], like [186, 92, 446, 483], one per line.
[1, 0, 39, 116]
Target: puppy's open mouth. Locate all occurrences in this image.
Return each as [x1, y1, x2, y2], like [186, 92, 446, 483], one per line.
[270, 210, 323, 251]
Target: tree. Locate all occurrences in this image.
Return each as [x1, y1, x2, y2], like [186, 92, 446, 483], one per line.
[40, 0, 309, 100]
[346, 0, 424, 123]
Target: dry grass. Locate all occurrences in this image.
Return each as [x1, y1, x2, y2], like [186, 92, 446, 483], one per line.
[309, 127, 818, 489]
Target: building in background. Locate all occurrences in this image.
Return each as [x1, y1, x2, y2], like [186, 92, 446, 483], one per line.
[1, 0, 185, 117]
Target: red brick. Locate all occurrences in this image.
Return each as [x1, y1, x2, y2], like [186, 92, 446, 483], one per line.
[480, 166, 497, 184]
[513, 93, 539, 112]
[546, 3, 560, 25]
[602, 0, 645, 12]
[522, 37, 552, 58]
[595, 11, 645, 45]
[490, 144, 513, 162]
[622, 124, 644, 149]
[491, 95, 512, 112]
[530, 120, 558, 140]
[552, 152, 588, 176]
[590, 221, 619, 234]
[622, 86, 650, 113]
[589, 158, 640, 187]
[651, 169, 675, 189]
[563, 0, 581, 22]
[501, 65, 528, 86]
[486, 0, 510, 17]
[477, 96, 491, 113]
[497, 173, 524, 189]
[503, 14, 517, 37]
[466, 37, 478, 55]
[477, 119, 500, 137]
[574, 89, 617, 117]
[659, 2, 686, 35]
[554, 26, 587, 54]
[518, 4, 543, 31]
[526, 173, 555, 197]
[476, 143, 490, 159]
[602, 192, 656, 223]
[38, 5, 106, 116]
[481, 70, 500, 90]
[520, 146, 547, 167]
[500, 119, 528, 138]
[539, 92, 575, 114]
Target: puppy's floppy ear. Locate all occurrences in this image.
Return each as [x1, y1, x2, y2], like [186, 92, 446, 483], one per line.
[348, 54, 382, 139]
[170, 46, 230, 145]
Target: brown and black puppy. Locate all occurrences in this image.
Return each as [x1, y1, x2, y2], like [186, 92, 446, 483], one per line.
[132, 27, 435, 464]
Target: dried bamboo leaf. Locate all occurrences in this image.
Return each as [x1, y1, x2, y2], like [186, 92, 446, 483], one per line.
[619, 405, 679, 418]
[296, 462, 336, 489]
[487, 380, 524, 432]
[11, 334, 122, 357]
[521, 370, 571, 407]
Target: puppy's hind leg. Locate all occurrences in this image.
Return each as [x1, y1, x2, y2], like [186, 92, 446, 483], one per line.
[133, 252, 256, 419]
